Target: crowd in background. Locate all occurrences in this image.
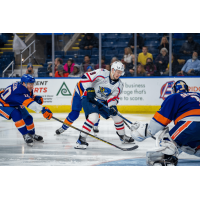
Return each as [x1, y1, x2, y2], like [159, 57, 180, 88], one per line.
[4, 33, 200, 78]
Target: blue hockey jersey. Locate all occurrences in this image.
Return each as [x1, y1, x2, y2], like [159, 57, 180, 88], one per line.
[153, 92, 200, 126]
[0, 82, 34, 107]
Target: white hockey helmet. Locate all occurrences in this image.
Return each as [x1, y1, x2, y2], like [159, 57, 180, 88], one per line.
[111, 61, 125, 76]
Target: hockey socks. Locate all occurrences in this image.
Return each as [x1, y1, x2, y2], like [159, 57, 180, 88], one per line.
[62, 111, 80, 130]
[11, 109, 28, 136]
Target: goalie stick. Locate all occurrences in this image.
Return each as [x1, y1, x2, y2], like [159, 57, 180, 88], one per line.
[52, 116, 138, 151]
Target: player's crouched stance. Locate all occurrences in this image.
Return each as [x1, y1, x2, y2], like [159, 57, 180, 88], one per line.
[131, 80, 200, 166]
[74, 61, 134, 150]
[0, 74, 53, 146]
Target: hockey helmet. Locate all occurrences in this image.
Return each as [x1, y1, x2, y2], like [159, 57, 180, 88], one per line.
[21, 74, 35, 84]
[111, 61, 125, 76]
[172, 80, 189, 94]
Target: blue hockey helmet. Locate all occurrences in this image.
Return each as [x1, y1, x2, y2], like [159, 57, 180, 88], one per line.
[21, 74, 35, 84]
[172, 80, 189, 94]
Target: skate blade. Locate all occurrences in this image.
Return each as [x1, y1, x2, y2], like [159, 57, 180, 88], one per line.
[27, 143, 33, 147]
[74, 147, 86, 150]
[34, 139, 44, 143]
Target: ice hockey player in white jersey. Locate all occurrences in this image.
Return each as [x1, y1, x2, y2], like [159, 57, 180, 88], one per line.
[75, 61, 134, 149]
[131, 80, 200, 166]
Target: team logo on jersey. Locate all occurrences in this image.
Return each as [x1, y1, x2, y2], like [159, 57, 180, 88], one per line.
[98, 86, 111, 97]
[57, 82, 72, 96]
[160, 81, 175, 100]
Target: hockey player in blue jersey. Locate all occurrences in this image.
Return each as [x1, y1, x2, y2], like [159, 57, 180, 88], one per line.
[55, 80, 100, 136]
[0, 74, 53, 146]
[131, 80, 200, 166]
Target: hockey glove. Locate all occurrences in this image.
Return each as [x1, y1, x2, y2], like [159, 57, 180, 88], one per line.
[34, 96, 43, 105]
[109, 105, 118, 116]
[86, 87, 96, 103]
[42, 107, 52, 120]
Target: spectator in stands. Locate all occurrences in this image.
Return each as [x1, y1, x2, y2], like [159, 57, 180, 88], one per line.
[79, 33, 99, 50]
[48, 57, 63, 76]
[86, 66, 94, 72]
[68, 64, 83, 77]
[177, 51, 200, 76]
[55, 65, 69, 77]
[111, 57, 118, 65]
[125, 54, 137, 74]
[128, 33, 144, 51]
[64, 58, 75, 74]
[25, 62, 38, 77]
[138, 46, 153, 66]
[122, 47, 133, 66]
[80, 55, 95, 72]
[144, 58, 156, 76]
[155, 48, 169, 74]
[180, 36, 199, 55]
[137, 64, 147, 77]
[163, 54, 180, 76]
[106, 64, 111, 71]
[125, 68, 135, 77]
[95, 56, 106, 69]
[158, 36, 169, 52]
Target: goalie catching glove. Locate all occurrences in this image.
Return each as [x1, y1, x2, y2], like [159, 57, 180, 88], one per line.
[41, 107, 52, 120]
[130, 121, 152, 142]
[34, 95, 43, 105]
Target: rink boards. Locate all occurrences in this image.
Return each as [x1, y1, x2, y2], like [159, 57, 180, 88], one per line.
[0, 77, 199, 113]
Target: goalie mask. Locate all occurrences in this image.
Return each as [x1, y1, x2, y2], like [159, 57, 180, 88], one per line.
[172, 80, 189, 94]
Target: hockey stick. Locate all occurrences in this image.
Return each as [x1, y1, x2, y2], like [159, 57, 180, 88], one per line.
[94, 98, 156, 140]
[52, 116, 138, 151]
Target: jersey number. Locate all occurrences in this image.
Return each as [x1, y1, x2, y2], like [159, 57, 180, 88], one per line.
[191, 95, 200, 103]
[1, 87, 12, 100]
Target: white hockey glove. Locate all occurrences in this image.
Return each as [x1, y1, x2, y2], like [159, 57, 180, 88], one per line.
[130, 122, 151, 142]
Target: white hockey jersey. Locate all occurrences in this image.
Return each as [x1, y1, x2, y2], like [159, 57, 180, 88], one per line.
[80, 69, 124, 106]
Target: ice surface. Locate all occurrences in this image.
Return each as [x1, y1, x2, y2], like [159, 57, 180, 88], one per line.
[0, 113, 199, 166]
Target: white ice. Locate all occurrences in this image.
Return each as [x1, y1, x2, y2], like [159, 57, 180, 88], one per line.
[0, 113, 199, 166]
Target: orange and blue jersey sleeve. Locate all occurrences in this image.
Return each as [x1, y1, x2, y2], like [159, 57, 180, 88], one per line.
[153, 94, 177, 126]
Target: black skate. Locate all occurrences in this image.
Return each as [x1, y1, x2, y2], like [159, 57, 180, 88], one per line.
[93, 126, 99, 136]
[116, 132, 135, 144]
[55, 127, 65, 135]
[29, 134, 44, 142]
[74, 135, 89, 150]
[23, 134, 33, 146]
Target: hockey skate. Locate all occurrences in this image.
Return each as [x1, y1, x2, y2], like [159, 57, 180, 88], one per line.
[93, 126, 99, 136]
[29, 134, 44, 142]
[23, 134, 33, 146]
[55, 127, 65, 135]
[116, 132, 135, 144]
[74, 135, 89, 150]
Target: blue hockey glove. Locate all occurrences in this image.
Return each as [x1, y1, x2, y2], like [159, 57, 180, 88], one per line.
[86, 87, 96, 102]
[109, 105, 118, 116]
[34, 96, 43, 105]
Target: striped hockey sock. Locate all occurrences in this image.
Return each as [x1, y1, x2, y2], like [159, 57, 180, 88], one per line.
[81, 119, 94, 137]
[15, 119, 28, 135]
[62, 117, 73, 130]
[114, 120, 125, 135]
[24, 115, 35, 135]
